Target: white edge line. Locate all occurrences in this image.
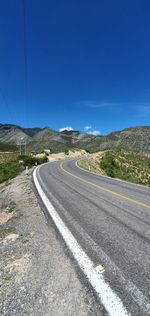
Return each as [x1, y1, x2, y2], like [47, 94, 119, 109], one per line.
[75, 159, 150, 190]
[33, 166, 130, 316]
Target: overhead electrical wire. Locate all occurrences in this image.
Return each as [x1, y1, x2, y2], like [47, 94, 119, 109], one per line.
[0, 88, 14, 127]
[22, 0, 29, 127]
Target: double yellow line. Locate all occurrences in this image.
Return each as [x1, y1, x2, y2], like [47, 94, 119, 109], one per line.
[60, 162, 150, 209]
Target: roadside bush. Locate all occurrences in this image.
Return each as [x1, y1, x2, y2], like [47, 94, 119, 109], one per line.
[100, 152, 115, 177]
[18, 154, 48, 167]
[0, 161, 24, 183]
[64, 149, 69, 155]
[100, 150, 150, 185]
[0, 154, 48, 184]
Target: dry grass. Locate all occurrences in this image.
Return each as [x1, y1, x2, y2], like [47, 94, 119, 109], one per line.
[78, 150, 150, 186]
[0, 152, 19, 165]
[78, 151, 106, 175]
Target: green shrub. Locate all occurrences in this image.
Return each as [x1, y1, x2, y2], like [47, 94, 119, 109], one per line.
[0, 153, 48, 184]
[65, 149, 69, 155]
[0, 142, 18, 152]
[0, 161, 24, 183]
[100, 152, 115, 177]
[18, 154, 48, 166]
[100, 150, 150, 185]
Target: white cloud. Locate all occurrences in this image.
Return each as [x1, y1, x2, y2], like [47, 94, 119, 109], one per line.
[87, 130, 101, 136]
[79, 101, 119, 108]
[87, 102, 119, 108]
[84, 125, 92, 131]
[84, 125, 101, 136]
[59, 126, 74, 132]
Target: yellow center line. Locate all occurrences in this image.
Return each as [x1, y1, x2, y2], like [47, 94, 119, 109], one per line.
[60, 162, 150, 209]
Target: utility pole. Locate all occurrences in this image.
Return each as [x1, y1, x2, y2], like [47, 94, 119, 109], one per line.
[18, 137, 27, 155]
[21, 137, 23, 155]
[25, 140, 26, 155]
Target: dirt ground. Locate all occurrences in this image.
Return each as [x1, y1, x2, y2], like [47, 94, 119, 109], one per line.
[78, 152, 107, 176]
[0, 168, 102, 316]
[35, 149, 87, 162]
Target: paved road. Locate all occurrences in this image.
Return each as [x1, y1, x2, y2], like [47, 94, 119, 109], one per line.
[34, 159, 150, 316]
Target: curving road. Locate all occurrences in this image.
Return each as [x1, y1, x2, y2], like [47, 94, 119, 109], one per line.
[33, 159, 150, 316]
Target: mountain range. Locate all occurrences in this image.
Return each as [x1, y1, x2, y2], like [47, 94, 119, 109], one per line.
[0, 124, 150, 154]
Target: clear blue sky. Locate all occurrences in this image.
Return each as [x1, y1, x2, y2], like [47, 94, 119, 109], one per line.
[0, 0, 150, 135]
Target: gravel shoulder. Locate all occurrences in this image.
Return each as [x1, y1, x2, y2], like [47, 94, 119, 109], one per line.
[0, 168, 102, 316]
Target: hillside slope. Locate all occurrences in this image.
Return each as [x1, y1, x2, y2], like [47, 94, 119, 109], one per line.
[0, 124, 149, 153]
[79, 149, 150, 186]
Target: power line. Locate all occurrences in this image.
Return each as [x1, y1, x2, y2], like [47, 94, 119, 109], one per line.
[0, 88, 14, 126]
[22, 0, 29, 127]
[18, 138, 27, 155]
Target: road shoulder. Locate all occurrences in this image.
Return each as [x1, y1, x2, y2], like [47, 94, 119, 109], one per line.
[0, 169, 102, 316]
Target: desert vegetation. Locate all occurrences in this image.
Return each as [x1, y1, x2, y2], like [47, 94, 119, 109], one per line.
[0, 152, 19, 165]
[100, 150, 150, 185]
[18, 154, 48, 167]
[79, 150, 150, 186]
[0, 153, 48, 184]
[0, 142, 18, 152]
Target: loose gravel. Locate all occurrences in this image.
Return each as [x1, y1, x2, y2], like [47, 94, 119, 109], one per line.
[0, 168, 102, 316]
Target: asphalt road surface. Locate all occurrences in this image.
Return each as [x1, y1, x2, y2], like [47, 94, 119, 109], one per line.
[33, 159, 150, 316]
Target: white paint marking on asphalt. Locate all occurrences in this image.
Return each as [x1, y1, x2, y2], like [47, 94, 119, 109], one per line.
[75, 160, 150, 191]
[96, 265, 105, 274]
[33, 166, 131, 316]
[37, 163, 150, 313]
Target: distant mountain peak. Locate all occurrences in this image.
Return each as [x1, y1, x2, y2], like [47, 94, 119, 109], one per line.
[0, 124, 149, 154]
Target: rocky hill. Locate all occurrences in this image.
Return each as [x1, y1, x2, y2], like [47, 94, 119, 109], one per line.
[83, 126, 150, 154]
[0, 124, 150, 154]
[79, 149, 150, 186]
